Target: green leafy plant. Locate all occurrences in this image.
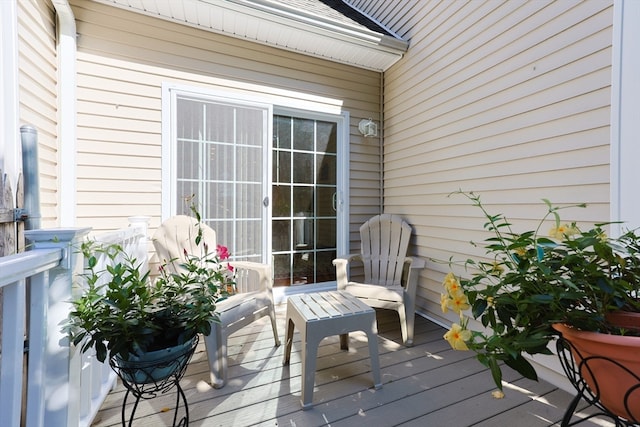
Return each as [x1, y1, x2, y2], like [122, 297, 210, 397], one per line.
[441, 190, 640, 391]
[63, 216, 235, 363]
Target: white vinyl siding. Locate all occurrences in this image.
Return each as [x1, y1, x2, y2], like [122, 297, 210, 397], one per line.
[380, 0, 614, 324]
[17, 0, 58, 227]
[70, 0, 382, 237]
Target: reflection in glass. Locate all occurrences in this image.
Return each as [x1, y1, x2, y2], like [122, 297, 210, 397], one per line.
[293, 152, 314, 184]
[293, 118, 314, 151]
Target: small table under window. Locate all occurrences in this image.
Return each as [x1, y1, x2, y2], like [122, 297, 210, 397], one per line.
[282, 290, 382, 409]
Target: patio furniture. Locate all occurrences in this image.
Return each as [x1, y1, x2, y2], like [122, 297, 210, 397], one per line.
[282, 290, 382, 409]
[204, 260, 281, 387]
[333, 214, 425, 346]
[153, 215, 280, 388]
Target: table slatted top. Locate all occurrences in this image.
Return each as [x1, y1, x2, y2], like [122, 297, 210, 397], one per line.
[287, 291, 373, 321]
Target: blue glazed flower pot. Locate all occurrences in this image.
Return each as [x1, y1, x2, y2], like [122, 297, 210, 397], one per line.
[114, 338, 196, 384]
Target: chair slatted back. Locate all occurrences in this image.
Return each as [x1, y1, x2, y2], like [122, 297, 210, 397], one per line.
[359, 214, 412, 287]
[153, 215, 217, 272]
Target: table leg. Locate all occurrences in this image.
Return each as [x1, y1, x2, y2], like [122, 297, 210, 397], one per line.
[301, 332, 321, 410]
[283, 317, 295, 365]
[362, 312, 382, 390]
[339, 333, 349, 350]
[366, 329, 382, 389]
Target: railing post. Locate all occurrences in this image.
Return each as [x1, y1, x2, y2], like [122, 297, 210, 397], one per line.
[128, 215, 150, 237]
[0, 265, 27, 427]
[24, 227, 91, 427]
[128, 216, 150, 272]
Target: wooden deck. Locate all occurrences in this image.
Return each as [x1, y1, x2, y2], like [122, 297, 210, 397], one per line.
[92, 305, 615, 427]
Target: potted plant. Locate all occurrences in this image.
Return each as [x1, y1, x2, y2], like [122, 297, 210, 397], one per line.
[440, 191, 640, 421]
[62, 214, 235, 383]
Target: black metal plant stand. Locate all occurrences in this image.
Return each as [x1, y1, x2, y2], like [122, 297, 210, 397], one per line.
[109, 336, 199, 427]
[555, 335, 640, 427]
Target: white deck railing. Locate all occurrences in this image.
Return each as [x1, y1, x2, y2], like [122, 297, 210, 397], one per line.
[76, 220, 149, 427]
[0, 217, 148, 427]
[0, 246, 64, 427]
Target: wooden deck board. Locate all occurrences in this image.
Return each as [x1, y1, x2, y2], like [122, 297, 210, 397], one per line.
[91, 305, 615, 427]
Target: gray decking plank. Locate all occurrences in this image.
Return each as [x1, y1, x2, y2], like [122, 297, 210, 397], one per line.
[91, 306, 617, 427]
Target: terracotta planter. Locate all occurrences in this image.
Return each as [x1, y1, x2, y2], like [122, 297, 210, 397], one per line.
[605, 310, 640, 333]
[553, 323, 640, 422]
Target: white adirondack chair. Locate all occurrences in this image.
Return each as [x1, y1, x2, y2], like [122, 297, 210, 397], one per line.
[333, 214, 425, 346]
[152, 215, 280, 388]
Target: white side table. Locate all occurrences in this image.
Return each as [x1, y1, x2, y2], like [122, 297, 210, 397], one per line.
[282, 290, 382, 409]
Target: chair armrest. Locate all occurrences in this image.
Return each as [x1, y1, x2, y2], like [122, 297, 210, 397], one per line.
[402, 256, 426, 295]
[227, 261, 273, 293]
[332, 254, 363, 289]
[335, 254, 363, 264]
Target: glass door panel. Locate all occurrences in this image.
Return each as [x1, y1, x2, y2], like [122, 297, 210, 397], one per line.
[272, 115, 337, 287]
[175, 95, 268, 262]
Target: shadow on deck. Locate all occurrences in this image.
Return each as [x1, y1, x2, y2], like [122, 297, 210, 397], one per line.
[91, 305, 615, 426]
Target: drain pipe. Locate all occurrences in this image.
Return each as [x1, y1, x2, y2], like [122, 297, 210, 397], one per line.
[52, 0, 77, 227]
[378, 71, 384, 214]
[20, 125, 41, 230]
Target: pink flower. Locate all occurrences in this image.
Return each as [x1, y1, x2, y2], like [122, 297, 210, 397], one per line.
[227, 264, 234, 272]
[217, 244, 230, 260]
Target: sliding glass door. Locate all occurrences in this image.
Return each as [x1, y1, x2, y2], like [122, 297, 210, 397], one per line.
[272, 115, 337, 287]
[166, 88, 347, 289]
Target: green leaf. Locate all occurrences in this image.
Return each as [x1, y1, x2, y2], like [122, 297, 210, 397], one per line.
[472, 299, 488, 318]
[487, 355, 503, 390]
[504, 354, 538, 381]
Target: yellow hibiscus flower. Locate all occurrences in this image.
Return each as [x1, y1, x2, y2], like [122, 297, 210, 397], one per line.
[443, 323, 471, 350]
[447, 291, 470, 314]
[443, 272, 462, 295]
[440, 293, 450, 313]
[489, 261, 504, 276]
[549, 223, 579, 239]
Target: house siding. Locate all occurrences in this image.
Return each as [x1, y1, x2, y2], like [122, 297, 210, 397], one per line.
[380, 0, 613, 323]
[70, 0, 382, 237]
[18, 0, 58, 227]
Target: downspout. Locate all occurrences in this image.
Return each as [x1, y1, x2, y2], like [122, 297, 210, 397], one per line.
[49, 3, 81, 427]
[378, 71, 384, 214]
[21, 125, 41, 230]
[52, 0, 76, 227]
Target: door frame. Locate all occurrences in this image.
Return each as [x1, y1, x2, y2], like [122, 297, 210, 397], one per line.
[272, 106, 350, 301]
[161, 82, 350, 302]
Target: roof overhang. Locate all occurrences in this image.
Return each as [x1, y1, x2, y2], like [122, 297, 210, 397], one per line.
[93, 0, 408, 71]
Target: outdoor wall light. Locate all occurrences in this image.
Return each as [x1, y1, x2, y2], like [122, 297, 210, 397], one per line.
[358, 118, 378, 137]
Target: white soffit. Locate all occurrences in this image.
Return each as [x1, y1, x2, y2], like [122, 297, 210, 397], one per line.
[92, 0, 408, 71]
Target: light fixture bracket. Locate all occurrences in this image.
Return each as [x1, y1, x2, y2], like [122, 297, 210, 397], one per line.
[358, 118, 378, 137]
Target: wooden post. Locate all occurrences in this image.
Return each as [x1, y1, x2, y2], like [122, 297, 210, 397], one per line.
[0, 171, 23, 361]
